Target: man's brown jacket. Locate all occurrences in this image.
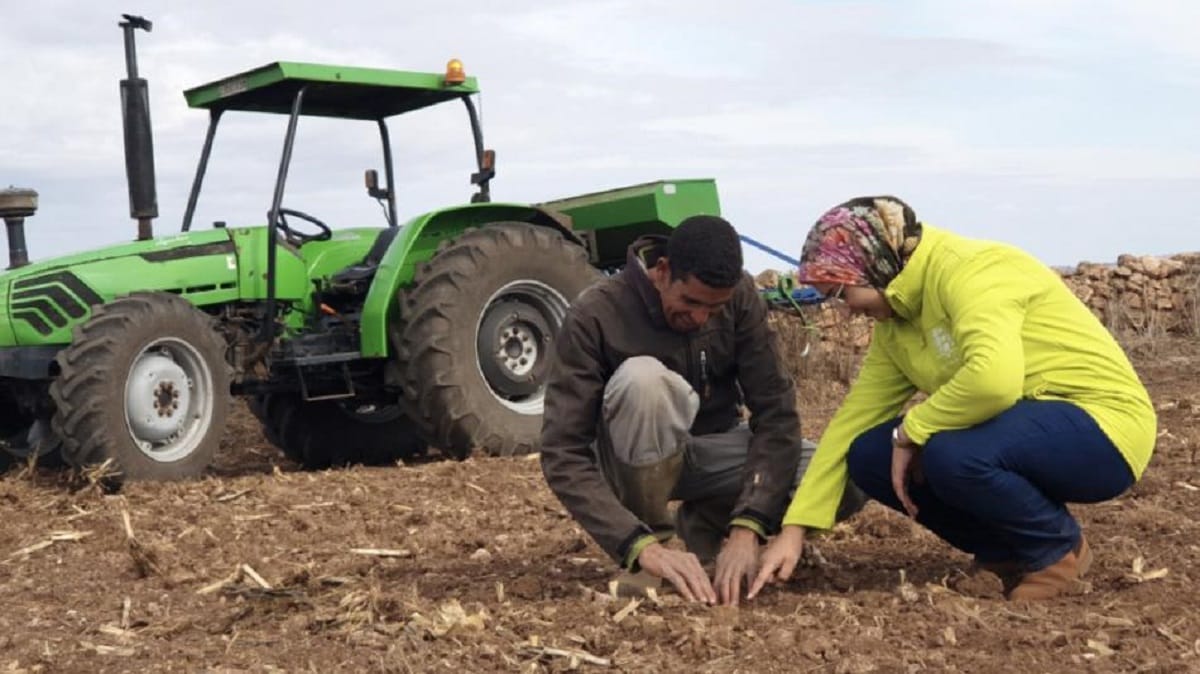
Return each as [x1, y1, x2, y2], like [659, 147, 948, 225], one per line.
[540, 236, 803, 562]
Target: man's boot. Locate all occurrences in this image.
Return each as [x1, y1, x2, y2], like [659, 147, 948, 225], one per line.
[674, 498, 728, 567]
[612, 452, 684, 535]
[609, 453, 684, 596]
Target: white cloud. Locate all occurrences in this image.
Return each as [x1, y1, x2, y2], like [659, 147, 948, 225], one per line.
[642, 104, 958, 156]
[0, 0, 1194, 271]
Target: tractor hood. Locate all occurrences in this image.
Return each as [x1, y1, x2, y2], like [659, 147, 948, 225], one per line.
[0, 229, 239, 347]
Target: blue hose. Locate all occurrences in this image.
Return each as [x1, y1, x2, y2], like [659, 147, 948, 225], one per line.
[740, 234, 826, 306]
[739, 234, 800, 268]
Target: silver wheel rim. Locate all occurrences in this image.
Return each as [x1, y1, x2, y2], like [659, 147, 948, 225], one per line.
[123, 337, 214, 463]
[475, 280, 569, 415]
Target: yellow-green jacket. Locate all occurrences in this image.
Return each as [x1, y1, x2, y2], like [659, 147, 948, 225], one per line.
[783, 225, 1157, 530]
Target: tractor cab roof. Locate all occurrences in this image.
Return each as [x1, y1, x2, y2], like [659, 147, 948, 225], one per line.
[182, 61, 479, 120]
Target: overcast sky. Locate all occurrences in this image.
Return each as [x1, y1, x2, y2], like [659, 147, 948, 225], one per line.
[0, 1, 1196, 272]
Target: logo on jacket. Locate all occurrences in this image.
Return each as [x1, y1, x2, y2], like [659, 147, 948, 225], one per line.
[930, 325, 957, 360]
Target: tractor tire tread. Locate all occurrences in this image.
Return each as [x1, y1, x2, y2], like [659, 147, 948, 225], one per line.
[395, 222, 598, 458]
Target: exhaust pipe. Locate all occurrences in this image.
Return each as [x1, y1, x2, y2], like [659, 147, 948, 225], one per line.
[0, 187, 37, 269]
[118, 14, 158, 241]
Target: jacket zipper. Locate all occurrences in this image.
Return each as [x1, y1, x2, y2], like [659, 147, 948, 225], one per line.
[686, 334, 709, 401]
[684, 334, 697, 398]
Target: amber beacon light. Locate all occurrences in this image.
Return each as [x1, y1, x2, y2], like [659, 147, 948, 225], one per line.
[444, 58, 466, 85]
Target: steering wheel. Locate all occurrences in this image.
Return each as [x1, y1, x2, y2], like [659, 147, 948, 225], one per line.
[276, 207, 333, 244]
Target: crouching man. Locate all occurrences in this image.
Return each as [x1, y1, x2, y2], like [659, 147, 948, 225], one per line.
[540, 215, 862, 606]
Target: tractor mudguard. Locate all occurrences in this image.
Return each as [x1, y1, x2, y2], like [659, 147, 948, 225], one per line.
[359, 202, 577, 357]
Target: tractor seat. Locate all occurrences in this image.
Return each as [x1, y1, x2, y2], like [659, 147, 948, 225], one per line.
[329, 227, 401, 290]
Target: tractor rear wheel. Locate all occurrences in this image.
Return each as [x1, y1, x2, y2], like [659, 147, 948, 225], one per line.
[49, 293, 230, 481]
[247, 394, 285, 448]
[0, 382, 62, 470]
[253, 395, 427, 469]
[0, 416, 63, 471]
[396, 222, 601, 458]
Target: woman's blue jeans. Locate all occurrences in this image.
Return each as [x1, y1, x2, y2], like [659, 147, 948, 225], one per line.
[846, 400, 1135, 571]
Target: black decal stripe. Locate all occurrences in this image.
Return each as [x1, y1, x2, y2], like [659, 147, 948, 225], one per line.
[12, 310, 53, 336]
[10, 271, 102, 336]
[10, 298, 67, 328]
[138, 240, 236, 262]
[13, 271, 103, 306]
[11, 284, 89, 319]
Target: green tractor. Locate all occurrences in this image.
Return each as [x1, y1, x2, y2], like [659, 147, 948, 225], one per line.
[0, 15, 722, 480]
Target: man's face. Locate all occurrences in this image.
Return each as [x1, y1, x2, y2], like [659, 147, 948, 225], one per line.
[650, 258, 735, 333]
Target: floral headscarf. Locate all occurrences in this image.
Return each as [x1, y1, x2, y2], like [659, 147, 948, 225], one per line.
[796, 196, 923, 290]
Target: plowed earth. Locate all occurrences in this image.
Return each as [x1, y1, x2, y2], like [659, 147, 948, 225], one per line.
[1, 338, 1197, 673]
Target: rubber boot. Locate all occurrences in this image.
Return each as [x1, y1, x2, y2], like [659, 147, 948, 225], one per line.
[611, 452, 684, 535]
[674, 498, 729, 567]
[608, 453, 684, 598]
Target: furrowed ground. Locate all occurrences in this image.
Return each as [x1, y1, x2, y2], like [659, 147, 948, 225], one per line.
[1, 333, 1197, 673]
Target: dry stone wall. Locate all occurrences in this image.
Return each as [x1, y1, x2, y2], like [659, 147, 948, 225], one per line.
[758, 252, 1200, 363]
[1060, 253, 1200, 335]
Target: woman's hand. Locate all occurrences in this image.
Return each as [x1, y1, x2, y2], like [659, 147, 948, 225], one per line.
[746, 525, 806, 600]
[890, 423, 922, 518]
[891, 442, 920, 518]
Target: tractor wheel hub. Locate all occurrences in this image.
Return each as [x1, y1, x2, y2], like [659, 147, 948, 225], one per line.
[127, 352, 192, 442]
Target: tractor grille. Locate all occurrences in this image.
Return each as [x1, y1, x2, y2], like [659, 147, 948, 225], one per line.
[10, 271, 103, 336]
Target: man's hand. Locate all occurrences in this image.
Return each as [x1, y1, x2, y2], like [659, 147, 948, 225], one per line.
[637, 543, 717, 604]
[714, 527, 760, 606]
[746, 525, 805, 600]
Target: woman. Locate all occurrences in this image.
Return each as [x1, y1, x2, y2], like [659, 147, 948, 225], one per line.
[747, 196, 1155, 601]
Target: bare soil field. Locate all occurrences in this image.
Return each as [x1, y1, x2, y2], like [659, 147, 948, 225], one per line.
[1, 337, 1197, 673]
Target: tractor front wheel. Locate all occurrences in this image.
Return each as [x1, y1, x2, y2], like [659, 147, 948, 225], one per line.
[396, 222, 601, 458]
[50, 293, 230, 481]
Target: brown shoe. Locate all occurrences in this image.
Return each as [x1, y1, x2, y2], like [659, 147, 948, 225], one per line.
[1008, 537, 1092, 601]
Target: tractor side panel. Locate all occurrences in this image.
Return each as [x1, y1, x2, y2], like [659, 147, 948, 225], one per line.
[5, 231, 245, 346]
[228, 226, 386, 333]
[0, 279, 16, 346]
[297, 227, 387, 282]
[229, 228, 311, 305]
[359, 203, 570, 357]
[285, 227, 387, 332]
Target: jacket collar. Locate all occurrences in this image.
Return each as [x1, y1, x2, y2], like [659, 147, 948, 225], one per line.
[625, 235, 669, 328]
[883, 223, 948, 321]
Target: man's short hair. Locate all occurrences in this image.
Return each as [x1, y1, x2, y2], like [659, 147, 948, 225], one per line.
[667, 215, 744, 289]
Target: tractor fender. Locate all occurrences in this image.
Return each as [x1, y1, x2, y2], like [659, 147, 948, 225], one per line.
[359, 202, 583, 358]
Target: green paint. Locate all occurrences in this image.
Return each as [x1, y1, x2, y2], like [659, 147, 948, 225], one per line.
[360, 203, 550, 356]
[1, 229, 241, 346]
[183, 61, 479, 119]
[357, 180, 722, 357]
[538, 178, 721, 231]
[2, 46, 724, 379]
